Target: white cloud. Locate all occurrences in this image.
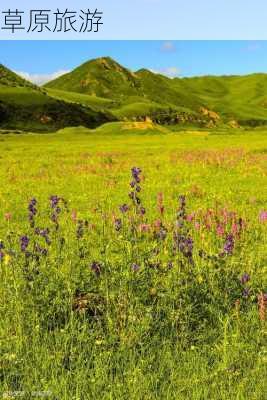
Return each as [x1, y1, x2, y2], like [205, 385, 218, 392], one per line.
[150, 66, 181, 78]
[160, 41, 176, 53]
[243, 41, 261, 52]
[15, 70, 70, 86]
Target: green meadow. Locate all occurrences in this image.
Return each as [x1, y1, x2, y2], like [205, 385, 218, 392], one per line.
[0, 124, 266, 399]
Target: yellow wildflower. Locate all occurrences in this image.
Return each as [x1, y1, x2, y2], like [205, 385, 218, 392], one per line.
[4, 254, 11, 266]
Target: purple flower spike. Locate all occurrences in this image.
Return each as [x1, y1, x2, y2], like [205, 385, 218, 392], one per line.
[240, 273, 250, 285]
[114, 218, 122, 232]
[20, 236, 30, 252]
[28, 198, 37, 227]
[119, 204, 129, 213]
[50, 195, 60, 209]
[131, 167, 142, 181]
[223, 234, 234, 255]
[177, 195, 187, 221]
[174, 233, 193, 260]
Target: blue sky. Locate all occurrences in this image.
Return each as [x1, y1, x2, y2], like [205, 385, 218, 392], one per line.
[1, 41, 267, 84]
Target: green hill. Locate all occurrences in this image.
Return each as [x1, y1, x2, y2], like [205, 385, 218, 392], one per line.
[173, 74, 267, 125]
[45, 57, 267, 127]
[0, 65, 114, 132]
[45, 57, 202, 112]
[0, 64, 37, 89]
[2, 58, 267, 131]
[45, 57, 141, 99]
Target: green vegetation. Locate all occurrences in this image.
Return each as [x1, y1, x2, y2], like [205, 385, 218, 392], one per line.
[0, 127, 266, 399]
[0, 55, 267, 398]
[46, 88, 114, 110]
[3, 58, 267, 131]
[0, 64, 36, 88]
[0, 65, 114, 132]
[45, 57, 267, 127]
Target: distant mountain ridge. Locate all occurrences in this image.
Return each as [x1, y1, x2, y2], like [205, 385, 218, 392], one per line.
[2, 58, 267, 131]
[44, 57, 267, 127]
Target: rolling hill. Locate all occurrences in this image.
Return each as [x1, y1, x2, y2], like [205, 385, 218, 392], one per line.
[45, 57, 202, 117]
[1, 57, 267, 131]
[45, 57, 267, 127]
[0, 64, 114, 132]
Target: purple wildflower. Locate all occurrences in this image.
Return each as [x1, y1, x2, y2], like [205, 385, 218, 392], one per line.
[0, 241, 4, 250]
[20, 236, 29, 252]
[128, 168, 144, 212]
[50, 195, 60, 209]
[131, 167, 142, 182]
[139, 207, 146, 216]
[35, 227, 51, 245]
[0, 251, 4, 260]
[223, 234, 234, 255]
[177, 195, 186, 221]
[119, 204, 129, 213]
[28, 198, 37, 227]
[131, 263, 140, 272]
[240, 273, 250, 285]
[49, 196, 64, 229]
[243, 287, 250, 298]
[34, 244, 48, 256]
[174, 233, 194, 260]
[90, 261, 101, 277]
[154, 224, 168, 241]
[114, 218, 122, 232]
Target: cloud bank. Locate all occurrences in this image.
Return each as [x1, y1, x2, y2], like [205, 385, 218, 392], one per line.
[15, 70, 70, 86]
[150, 66, 181, 78]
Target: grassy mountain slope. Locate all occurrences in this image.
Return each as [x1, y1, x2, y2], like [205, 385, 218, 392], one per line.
[0, 65, 114, 132]
[45, 57, 141, 99]
[0, 64, 37, 88]
[46, 88, 114, 111]
[45, 58, 202, 112]
[45, 57, 267, 127]
[175, 74, 267, 124]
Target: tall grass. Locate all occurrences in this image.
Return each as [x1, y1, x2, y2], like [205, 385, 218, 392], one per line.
[0, 128, 266, 399]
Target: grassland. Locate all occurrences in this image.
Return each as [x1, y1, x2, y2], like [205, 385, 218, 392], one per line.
[0, 124, 266, 399]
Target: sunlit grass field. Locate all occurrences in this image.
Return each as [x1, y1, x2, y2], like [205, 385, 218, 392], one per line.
[0, 125, 266, 399]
